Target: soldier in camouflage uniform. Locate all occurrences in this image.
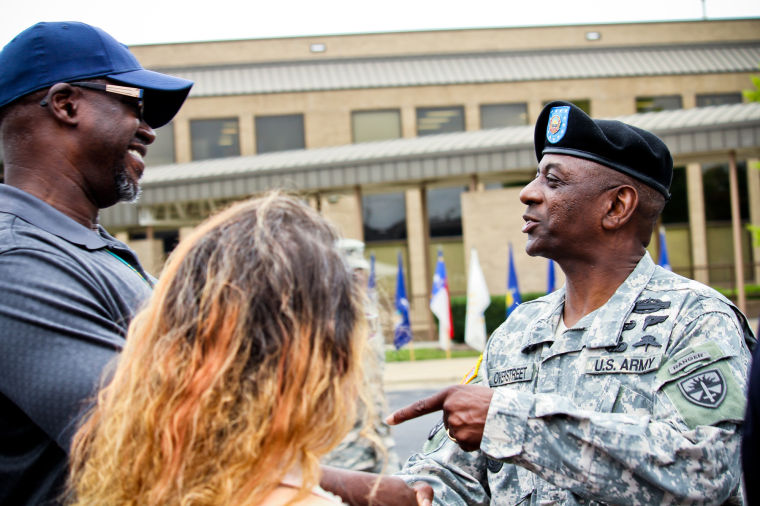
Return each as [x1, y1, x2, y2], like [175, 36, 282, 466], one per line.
[323, 239, 400, 473]
[384, 101, 755, 505]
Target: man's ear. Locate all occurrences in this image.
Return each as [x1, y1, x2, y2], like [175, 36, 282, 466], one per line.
[601, 185, 638, 231]
[41, 83, 80, 126]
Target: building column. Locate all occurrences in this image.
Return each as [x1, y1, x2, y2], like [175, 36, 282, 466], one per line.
[686, 162, 709, 284]
[729, 152, 746, 313]
[401, 106, 417, 138]
[174, 118, 192, 163]
[465, 102, 480, 131]
[238, 113, 255, 156]
[405, 187, 433, 339]
[747, 158, 760, 283]
[320, 187, 364, 241]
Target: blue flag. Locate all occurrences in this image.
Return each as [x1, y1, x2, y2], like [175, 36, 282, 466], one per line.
[506, 244, 522, 317]
[368, 253, 376, 292]
[546, 259, 556, 294]
[658, 228, 671, 271]
[393, 252, 412, 349]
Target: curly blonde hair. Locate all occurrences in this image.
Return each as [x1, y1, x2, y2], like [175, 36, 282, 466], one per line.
[68, 192, 367, 505]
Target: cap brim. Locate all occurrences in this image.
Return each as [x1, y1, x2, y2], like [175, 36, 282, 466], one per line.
[108, 69, 193, 128]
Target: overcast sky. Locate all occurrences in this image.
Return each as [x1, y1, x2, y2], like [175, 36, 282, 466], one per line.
[2, 0, 759, 48]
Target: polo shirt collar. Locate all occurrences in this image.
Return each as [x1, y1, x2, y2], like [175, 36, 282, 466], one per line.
[0, 184, 110, 250]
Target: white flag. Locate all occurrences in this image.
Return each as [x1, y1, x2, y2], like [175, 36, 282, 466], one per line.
[465, 249, 491, 351]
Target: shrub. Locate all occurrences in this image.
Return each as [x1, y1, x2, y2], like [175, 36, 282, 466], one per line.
[448, 292, 545, 343]
[714, 284, 760, 300]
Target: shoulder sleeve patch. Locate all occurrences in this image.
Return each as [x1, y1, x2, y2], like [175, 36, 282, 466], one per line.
[661, 359, 745, 428]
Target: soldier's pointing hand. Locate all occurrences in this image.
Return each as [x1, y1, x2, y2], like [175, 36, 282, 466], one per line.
[386, 385, 494, 452]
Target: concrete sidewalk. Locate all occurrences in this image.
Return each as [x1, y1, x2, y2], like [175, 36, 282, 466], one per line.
[383, 356, 480, 391]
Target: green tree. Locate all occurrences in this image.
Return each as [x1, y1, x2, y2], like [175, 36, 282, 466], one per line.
[744, 65, 760, 245]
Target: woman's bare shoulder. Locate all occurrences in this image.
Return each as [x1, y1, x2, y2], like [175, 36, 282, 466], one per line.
[260, 485, 344, 505]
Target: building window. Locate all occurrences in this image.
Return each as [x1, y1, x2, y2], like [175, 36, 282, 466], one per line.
[427, 186, 465, 237]
[661, 166, 688, 224]
[352, 109, 401, 143]
[636, 95, 682, 113]
[480, 103, 528, 129]
[696, 93, 743, 107]
[362, 192, 407, 241]
[255, 114, 305, 154]
[543, 99, 591, 115]
[190, 118, 240, 161]
[416, 106, 465, 136]
[702, 161, 749, 222]
[143, 122, 175, 167]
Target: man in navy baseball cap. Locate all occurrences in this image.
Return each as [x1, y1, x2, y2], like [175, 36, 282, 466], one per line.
[0, 21, 192, 128]
[0, 22, 192, 505]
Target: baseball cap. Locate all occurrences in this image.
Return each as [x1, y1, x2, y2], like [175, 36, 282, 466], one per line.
[534, 101, 673, 199]
[337, 238, 370, 271]
[0, 21, 193, 128]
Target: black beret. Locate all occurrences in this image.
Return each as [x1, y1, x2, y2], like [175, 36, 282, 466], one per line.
[534, 101, 673, 199]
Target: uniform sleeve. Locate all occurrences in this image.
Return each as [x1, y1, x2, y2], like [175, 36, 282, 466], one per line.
[395, 421, 491, 506]
[481, 308, 750, 504]
[0, 249, 125, 451]
[394, 364, 493, 506]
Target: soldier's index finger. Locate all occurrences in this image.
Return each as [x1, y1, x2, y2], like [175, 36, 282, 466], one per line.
[385, 388, 449, 425]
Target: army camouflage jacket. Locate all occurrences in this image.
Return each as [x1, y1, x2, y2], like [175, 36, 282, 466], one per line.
[397, 253, 754, 505]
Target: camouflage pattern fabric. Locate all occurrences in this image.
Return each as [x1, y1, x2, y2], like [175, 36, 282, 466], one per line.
[397, 253, 755, 504]
[323, 326, 400, 473]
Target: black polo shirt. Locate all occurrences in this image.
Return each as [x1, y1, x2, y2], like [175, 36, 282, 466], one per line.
[0, 184, 153, 505]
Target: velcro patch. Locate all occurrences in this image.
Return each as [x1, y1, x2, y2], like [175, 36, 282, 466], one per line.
[677, 369, 726, 408]
[585, 354, 662, 374]
[662, 360, 745, 428]
[657, 342, 729, 384]
[491, 363, 535, 386]
[667, 350, 711, 375]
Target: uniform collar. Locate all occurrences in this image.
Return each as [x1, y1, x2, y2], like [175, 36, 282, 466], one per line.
[518, 253, 656, 352]
[582, 253, 656, 349]
[519, 289, 566, 353]
[0, 184, 110, 250]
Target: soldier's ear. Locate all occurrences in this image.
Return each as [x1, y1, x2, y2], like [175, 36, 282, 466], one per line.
[601, 185, 637, 231]
[40, 83, 80, 126]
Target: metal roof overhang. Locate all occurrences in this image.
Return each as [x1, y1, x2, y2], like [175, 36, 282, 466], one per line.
[161, 42, 760, 96]
[101, 103, 760, 228]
